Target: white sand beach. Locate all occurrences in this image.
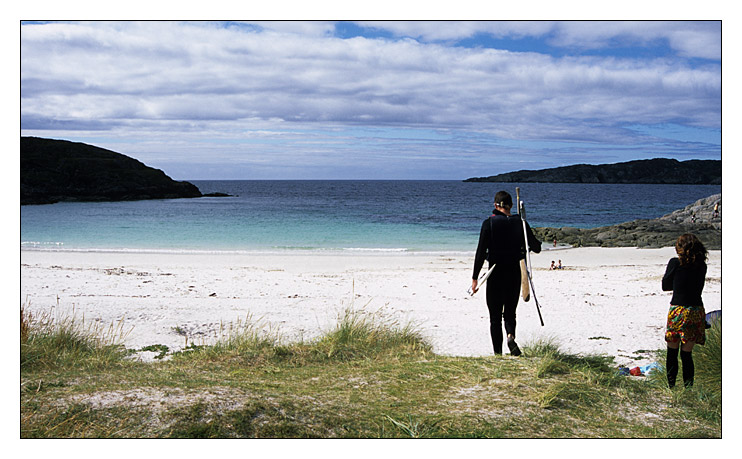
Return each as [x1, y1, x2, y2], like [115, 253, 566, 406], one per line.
[20, 247, 721, 367]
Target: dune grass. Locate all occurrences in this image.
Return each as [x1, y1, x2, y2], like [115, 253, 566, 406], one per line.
[20, 306, 721, 438]
[21, 304, 131, 371]
[177, 308, 432, 367]
[694, 319, 722, 398]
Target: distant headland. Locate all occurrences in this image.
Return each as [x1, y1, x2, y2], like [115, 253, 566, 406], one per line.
[464, 158, 721, 184]
[21, 137, 204, 205]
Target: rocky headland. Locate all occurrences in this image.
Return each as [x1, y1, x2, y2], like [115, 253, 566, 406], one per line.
[533, 194, 721, 249]
[465, 158, 721, 184]
[21, 137, 204, 205]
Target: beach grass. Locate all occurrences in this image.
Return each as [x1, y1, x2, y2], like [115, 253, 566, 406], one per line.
[21, 304, 131, 371]
[694, 319, 722, 398]
[20, 307, 721, 438]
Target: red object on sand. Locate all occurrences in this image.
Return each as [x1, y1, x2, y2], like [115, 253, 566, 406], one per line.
[629, 367, 642, 376]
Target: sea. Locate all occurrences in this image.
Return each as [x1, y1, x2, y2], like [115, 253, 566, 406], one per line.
[20, 181, 721, 254]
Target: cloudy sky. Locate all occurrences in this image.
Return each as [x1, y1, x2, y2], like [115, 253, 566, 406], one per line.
[20, 20, 721, 180]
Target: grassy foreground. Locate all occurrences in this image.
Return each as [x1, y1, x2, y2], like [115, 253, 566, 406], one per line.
[20, 307, 721, 438]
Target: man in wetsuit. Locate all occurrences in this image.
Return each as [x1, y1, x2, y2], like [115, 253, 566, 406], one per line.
[472, 190, 541, 356]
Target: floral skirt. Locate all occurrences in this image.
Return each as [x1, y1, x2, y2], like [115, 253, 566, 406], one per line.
[665, 304, 706, 345]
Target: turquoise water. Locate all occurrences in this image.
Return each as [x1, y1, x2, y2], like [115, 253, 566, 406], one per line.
[20, 181, 721, 253]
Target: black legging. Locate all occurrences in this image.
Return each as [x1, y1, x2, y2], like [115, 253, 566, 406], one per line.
[485, 260, 522, 354]
[666, 346, 695, 388]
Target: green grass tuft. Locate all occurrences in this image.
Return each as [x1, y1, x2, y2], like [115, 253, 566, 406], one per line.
[694, 319, 721, 397]
[21, 304, 130, 370]
[172, 307, 432, 366]
[312, 307, 432, 361]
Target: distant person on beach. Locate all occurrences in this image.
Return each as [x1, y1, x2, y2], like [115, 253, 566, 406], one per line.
[558, 260, 563, 269]
[472, 190, 542, 356]
[550, 261, 556, 270]
[662, 233, 708, 389]
[713, 202, 719, 218]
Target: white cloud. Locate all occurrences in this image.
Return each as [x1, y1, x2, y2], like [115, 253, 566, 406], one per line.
[358, 20, 557, 41]
[20, 21, 721, 178]
[21, 22, 720, 127]
[550, 21, 721, 59]
[246, 21, 337, 36]
[358, 20, 721, 60]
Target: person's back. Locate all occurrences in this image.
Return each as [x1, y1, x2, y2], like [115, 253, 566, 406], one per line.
[662, 257, 706, 306]
[485, 212, 529, 264]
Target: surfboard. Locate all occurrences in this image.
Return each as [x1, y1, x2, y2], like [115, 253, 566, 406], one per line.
[468, 263, 496, 296]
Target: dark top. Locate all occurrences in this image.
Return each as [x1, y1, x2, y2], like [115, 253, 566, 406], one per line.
[472, 210, 542, 279]
[662, 257, 706, 306]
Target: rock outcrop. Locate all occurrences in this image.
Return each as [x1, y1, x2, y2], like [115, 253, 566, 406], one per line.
[659, 194, 721, 229]
[533, 194, 721, 249]
[201, 192, 234, 197]
[21, 137, 203, 205]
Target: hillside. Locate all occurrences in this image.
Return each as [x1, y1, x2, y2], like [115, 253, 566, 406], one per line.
[464, 158, 721, 184]
[21, 137, 203, 205]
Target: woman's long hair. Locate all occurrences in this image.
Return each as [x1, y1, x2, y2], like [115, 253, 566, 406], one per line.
[675, 233, 708, 266]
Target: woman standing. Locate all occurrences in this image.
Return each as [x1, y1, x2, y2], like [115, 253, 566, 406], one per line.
[662, 233, 709, 388]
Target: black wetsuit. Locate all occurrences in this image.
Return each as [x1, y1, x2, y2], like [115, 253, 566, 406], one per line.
[473, 210, 541, 354]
